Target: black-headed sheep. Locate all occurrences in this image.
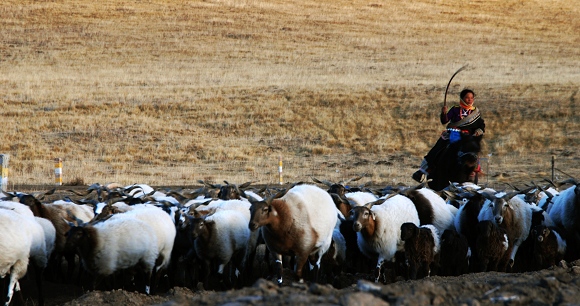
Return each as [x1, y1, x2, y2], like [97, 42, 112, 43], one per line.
[350, 194, 420, 283]
[65, 215, 159, 294]
[190, 209, 250, 289]
[400, 222, 440, 279]
[438, 229, 469, 276]
[475, 220, 510, 272]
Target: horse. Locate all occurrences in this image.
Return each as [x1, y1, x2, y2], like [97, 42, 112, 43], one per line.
[427, 132, 482, 191]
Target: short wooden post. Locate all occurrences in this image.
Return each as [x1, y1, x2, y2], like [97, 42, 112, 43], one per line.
[551, 155, 555, 182]
[0, 154, 9, 192]
[54, 158, 63, 186]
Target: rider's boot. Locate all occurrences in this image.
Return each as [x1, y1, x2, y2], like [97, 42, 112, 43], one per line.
[412, 159, 429, 183]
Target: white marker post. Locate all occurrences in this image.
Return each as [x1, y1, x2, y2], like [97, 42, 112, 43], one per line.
[278, 156, 283, 185]
[0, 154, 9, 192]
[54, 158, 63, 186]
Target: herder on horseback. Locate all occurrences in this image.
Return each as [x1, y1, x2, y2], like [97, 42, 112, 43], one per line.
[412, 87, 485, 184]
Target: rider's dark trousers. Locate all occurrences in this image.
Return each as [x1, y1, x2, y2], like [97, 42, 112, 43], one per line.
[424, 137, 449, 166]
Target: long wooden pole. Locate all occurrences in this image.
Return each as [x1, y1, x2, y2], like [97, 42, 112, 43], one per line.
[443, 65, 469, 108]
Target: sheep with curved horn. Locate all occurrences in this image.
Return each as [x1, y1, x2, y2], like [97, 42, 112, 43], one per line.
[248, 184, 338, 285]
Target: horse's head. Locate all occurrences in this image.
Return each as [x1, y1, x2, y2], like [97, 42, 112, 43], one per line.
[428, 134, 482, 191]
[457, 134, 482, 169]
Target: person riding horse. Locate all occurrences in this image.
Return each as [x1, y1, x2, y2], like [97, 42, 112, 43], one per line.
[412, 88, 485, 185]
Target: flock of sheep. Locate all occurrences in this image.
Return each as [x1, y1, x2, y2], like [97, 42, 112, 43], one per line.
[0, 176, 579, 305]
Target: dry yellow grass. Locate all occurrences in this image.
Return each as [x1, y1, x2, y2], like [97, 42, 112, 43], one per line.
[0, 0, 578, 188]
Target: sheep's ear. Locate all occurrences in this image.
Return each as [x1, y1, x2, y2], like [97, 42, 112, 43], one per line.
[330, 193, 348, 205]
[192, 210, 202, 218]
[63, 218, 76, 228]
[370, 211, 376, 221]
[270, 205, 278, 217]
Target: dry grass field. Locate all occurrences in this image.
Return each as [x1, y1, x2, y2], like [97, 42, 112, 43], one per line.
[1, 0, 579, 189]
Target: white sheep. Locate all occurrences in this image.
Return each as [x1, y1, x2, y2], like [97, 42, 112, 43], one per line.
[116, 204, 176, 287]
[0, 209, 33, 306]
[192, 198, 259, 277]
[547, 182, 579, 233]
[404, 187, 456, 235]
[190, 209, 251, 289]
[65, 215, 159, 294]
[248, 184, 338, 285]
[350, 194, 420, 283]
[0, 202, 56, 305]
[547, 181, 580, 260]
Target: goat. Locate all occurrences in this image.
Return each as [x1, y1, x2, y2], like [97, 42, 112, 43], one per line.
[248, 184, 338, 285]
[438, 229, 469, 276]
[547, 179, 580, 261]
[350, 194, 420, 283]
[0, 209, 33, 306]
[475, 220, 510, 272]
[65, 215, 159, 294]
[531, 224, 567, 270]
[449, 189, 488, 271]
[478, 191, 533, 270]
[400, 223, 440, 280]
[190, 209, 250, 289]
[14, 194, 94, 283]
[404, 186, 455, 235]
[191, 198, 259, 285]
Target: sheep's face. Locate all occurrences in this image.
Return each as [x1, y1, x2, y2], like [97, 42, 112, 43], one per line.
[218, 185, 241, 200]
[249, 201, 274, 231]
[351, 206, 373, 232]
[176, 212, 191, 231]
[65, 226, 84, 248]
[533, 225, 550, 243]
[93, 206, 115, 222]
[492, 199, 509, 225]
[331, 194, 351, 218]
[65, 225, 92, 254]
[328, 184, 347, 198]
[524, 189, 541, 204]
[400, 223, 418, 241]
[190, 218, 206, 240]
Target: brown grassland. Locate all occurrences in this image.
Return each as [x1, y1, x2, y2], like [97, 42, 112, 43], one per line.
[1, 0, 579, 189]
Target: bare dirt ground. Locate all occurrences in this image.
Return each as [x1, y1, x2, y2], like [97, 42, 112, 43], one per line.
[18, 257, 580, 306]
